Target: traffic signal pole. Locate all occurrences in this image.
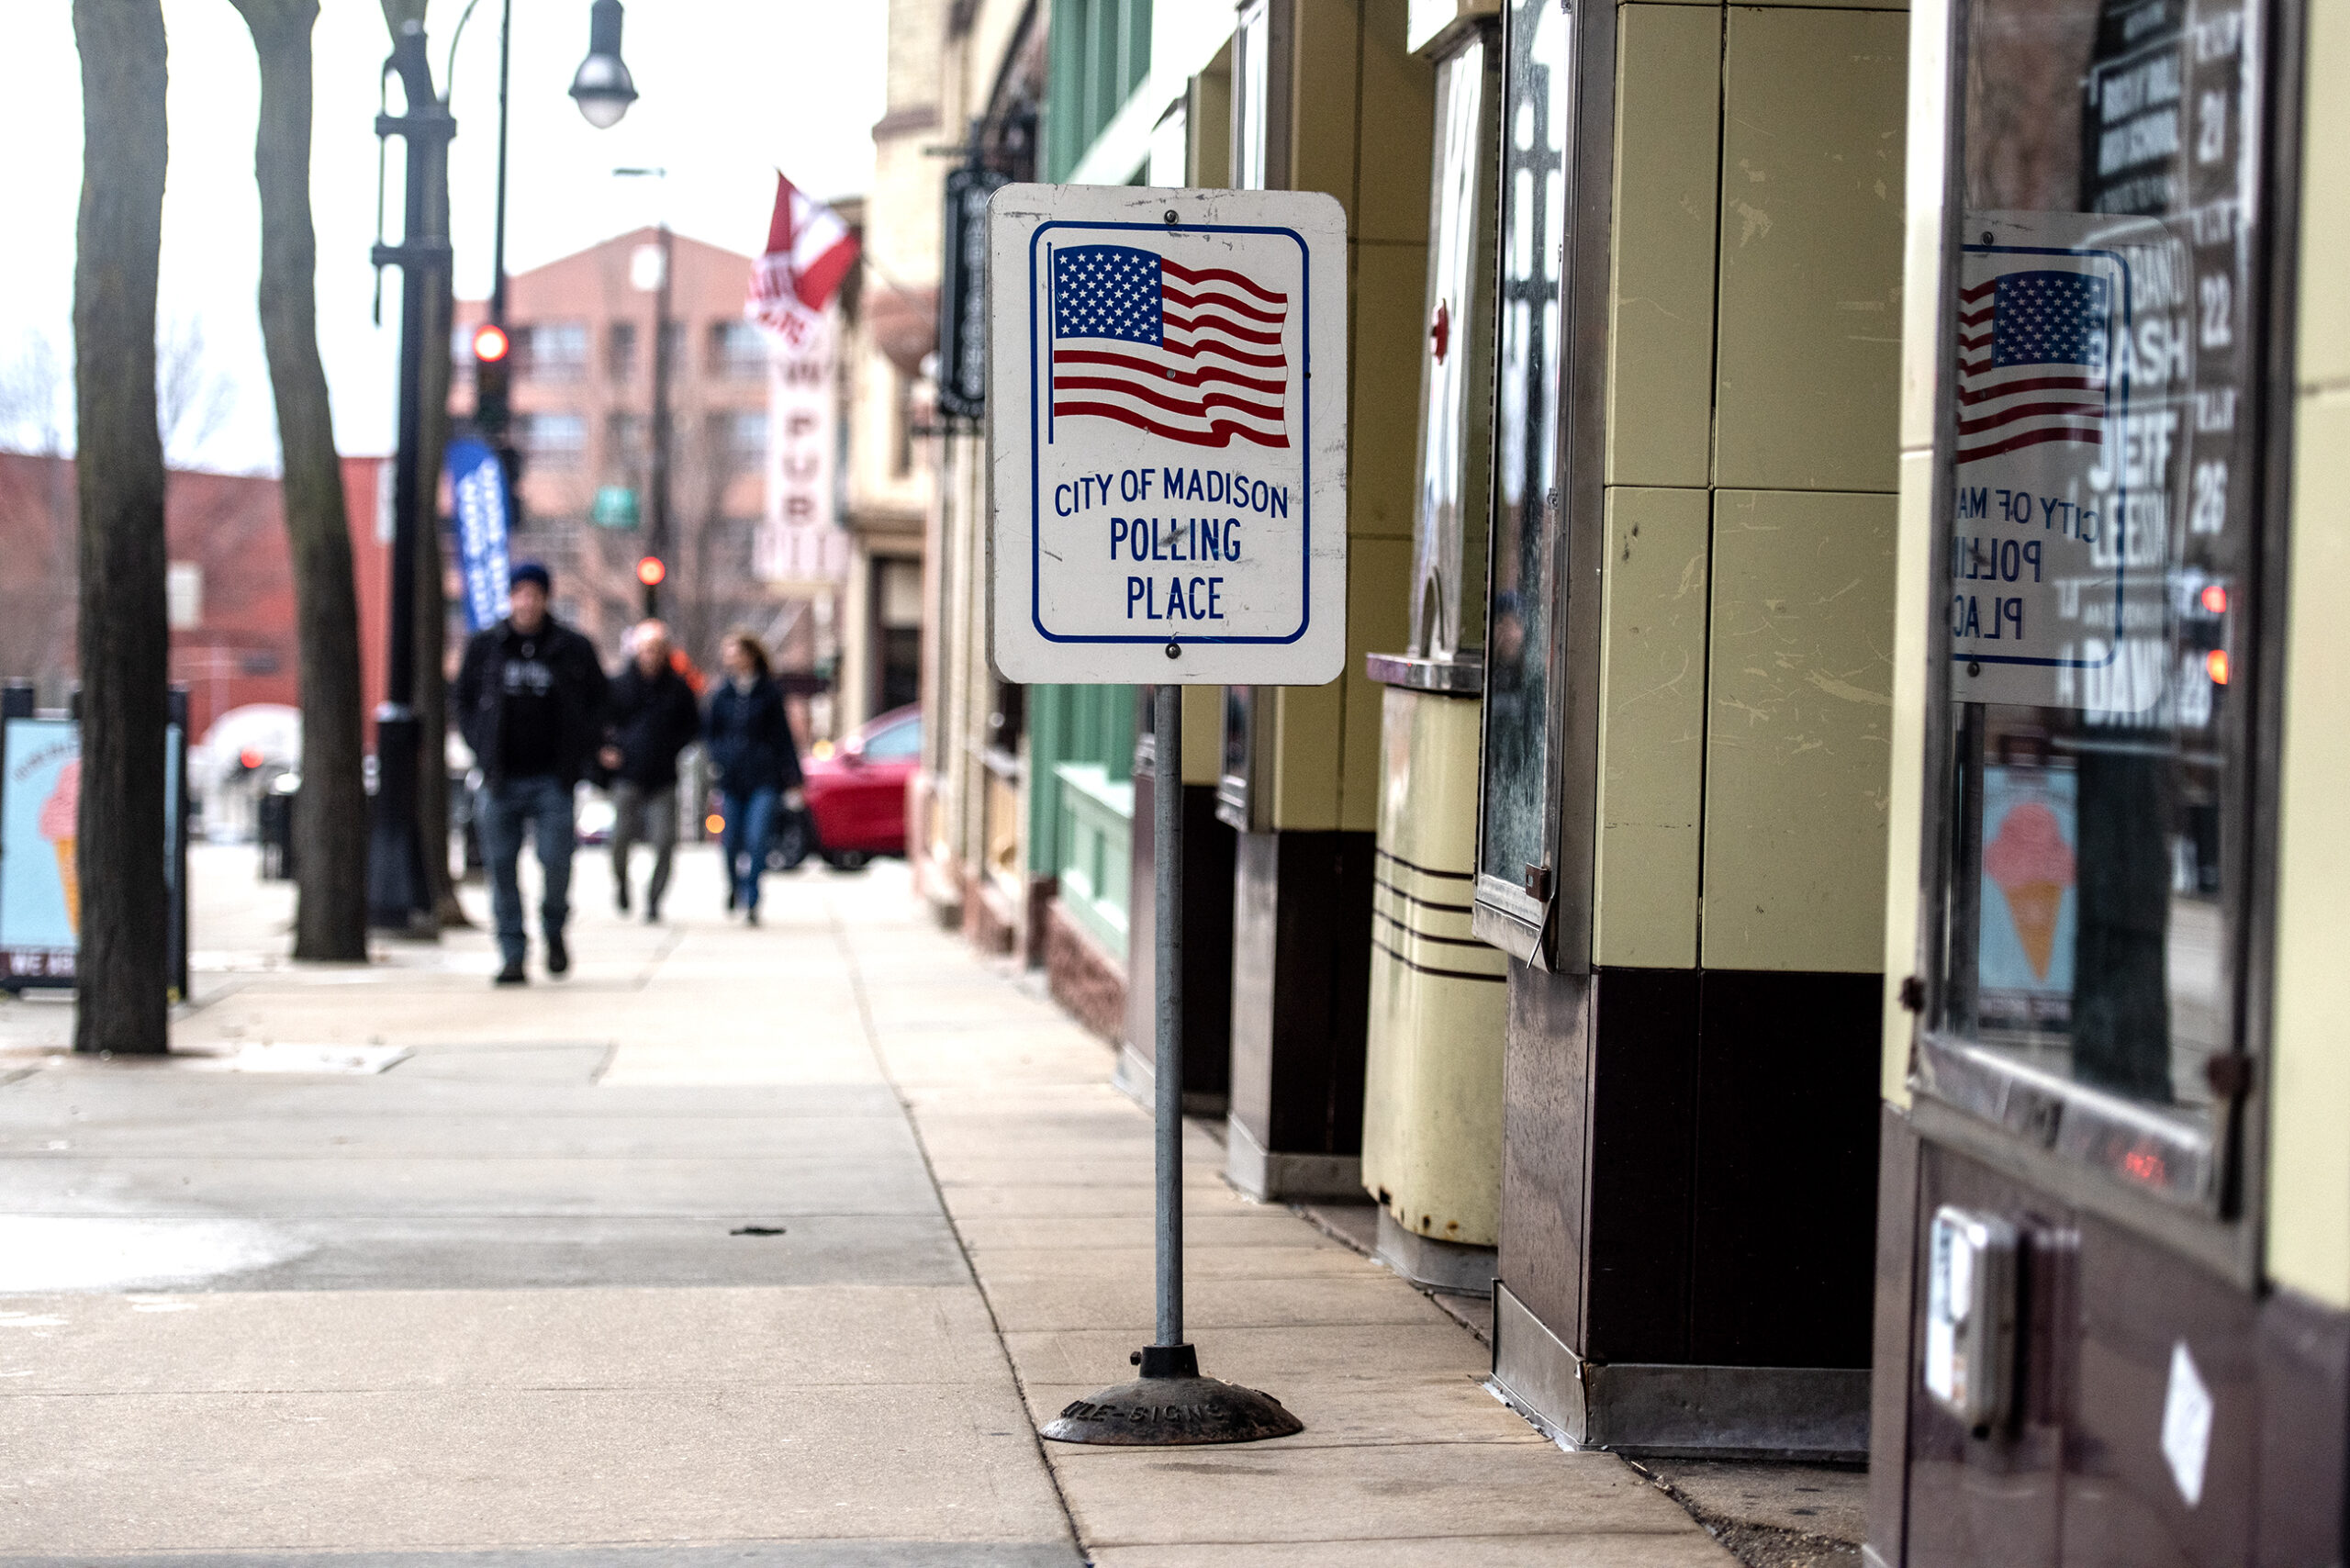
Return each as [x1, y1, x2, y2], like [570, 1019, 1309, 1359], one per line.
[646, 218, 673, 618]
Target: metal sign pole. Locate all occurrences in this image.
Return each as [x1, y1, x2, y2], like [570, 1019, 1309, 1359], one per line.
[1153, 681, 1185, 1355]
[1041, 680, 1300, 1446]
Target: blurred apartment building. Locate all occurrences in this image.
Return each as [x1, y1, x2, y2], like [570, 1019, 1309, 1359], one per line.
[450, 229, 820, 676]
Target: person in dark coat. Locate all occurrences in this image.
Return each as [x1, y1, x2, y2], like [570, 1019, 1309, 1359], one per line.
[452, 562, 610, 984]
[703, 629, 802, 925]
[599, 619, 701, 924]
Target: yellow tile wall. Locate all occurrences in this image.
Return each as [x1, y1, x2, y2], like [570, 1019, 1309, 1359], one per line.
[1713, 6, 1908, 493]
[1701, 488, 1897, 972]
[1594, 487, 1712, 967]
[1592, 4, 1906, 976]
[1268, 0, 1434, 834]
[1606, 4, 1723, 489]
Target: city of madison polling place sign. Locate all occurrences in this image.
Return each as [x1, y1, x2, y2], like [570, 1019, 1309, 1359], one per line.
[988, 185, 1348, 685]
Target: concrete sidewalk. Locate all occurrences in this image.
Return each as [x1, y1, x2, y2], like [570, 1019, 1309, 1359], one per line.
[0, 845, 1736, 1565]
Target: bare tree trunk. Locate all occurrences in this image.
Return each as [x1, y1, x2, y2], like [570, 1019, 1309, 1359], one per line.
[72, 0, 171, 1056]
[229, 0, 369, 961]
[417, 140, 465, 926]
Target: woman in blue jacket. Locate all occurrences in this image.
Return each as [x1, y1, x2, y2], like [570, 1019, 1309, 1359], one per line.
[703, 630, 803, 924]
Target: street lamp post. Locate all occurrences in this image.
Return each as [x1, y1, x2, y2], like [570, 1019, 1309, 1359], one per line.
[366, 22, 452, 935]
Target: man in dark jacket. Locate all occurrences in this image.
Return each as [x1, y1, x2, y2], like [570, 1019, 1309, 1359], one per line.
[599, 619, 699, 923]
[453, 562, 610, 985]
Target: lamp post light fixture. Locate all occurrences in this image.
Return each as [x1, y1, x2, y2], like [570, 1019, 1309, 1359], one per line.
[568, 0, 638, 129]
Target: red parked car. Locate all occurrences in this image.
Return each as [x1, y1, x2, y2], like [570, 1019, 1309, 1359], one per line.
[792, 705, 922, 870]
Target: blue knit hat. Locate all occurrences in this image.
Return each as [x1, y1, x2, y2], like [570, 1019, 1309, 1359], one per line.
[509, 560, 552, 592]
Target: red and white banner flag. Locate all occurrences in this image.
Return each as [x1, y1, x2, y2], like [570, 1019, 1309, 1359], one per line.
[750, 173, 859, 344]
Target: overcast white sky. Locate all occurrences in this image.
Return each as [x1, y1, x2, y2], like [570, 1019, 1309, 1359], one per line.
[0, 0, 888, 472]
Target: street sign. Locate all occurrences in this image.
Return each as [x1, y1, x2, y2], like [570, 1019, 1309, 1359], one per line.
[987, 185, 1348, 687]
[591, 485, 641, 529]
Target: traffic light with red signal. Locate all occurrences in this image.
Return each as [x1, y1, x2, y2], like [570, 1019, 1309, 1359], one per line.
[470, 321, 511, 440]
[635, 555, 666, 588]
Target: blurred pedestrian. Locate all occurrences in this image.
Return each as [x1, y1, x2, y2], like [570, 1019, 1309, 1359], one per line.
[600, 619, 700, 924]
[453, 562, 610, 985]
[703, 630, 802, 927]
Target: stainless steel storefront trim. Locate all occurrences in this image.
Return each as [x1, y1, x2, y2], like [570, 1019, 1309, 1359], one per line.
[1490, 1281, 1872, 1460]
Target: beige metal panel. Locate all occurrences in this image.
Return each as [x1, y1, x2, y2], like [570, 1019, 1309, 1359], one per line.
[2266, 27, 2350, 1310]
[1292, 0, 1364, 226]
[1604, 5, 1723, 490]
[1351, 241, 1434, 540]
[1360, 685, 1507, 1244]
[1270, 679, 1347, 831]
[1188, 44, 1234, 191]
[1713, 6, 1908, 494]
[1878, 450, 1936, 1105]
[1898, 0, 1956, 454]
[2302, 0, 2350, 395]
[1358, 0, 1440, 245]
[1341, 537, 1416, 833]
[1181, 688, 1221, 786]
[2267, 105, 2350, 1309]
[1702, 487, 1897, 972]
[1593, 487, 1710, 969]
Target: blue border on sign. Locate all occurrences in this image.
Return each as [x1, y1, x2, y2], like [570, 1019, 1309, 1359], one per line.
[1026, 219, 1313, 645]
[1952, 242, 2131, 674]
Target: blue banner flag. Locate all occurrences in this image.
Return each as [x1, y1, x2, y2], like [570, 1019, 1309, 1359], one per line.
[446, 437, 513, 632]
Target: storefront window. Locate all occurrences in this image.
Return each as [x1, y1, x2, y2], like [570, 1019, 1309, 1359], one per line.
[1476, 0, 1570, 894]
[1924, 0, 2270, 1206]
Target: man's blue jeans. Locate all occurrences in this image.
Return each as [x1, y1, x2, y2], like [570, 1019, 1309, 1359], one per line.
[478, 774, 574, 964]
[721, 786, 778, 912]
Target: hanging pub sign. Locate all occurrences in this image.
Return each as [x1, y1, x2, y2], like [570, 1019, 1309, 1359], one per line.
[936, 165, 1008, 421]
[986, 184, 1348, 686]
[755, 309, 848, 586]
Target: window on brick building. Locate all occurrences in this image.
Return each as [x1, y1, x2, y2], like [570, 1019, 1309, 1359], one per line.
[517, 412, 588, 469]
[518, 321, 588, 382]
[605, 411, 647, 473]
[708, 409, 767, 474]
[710, 320, 769, 380]
[606, 322, 638, 381]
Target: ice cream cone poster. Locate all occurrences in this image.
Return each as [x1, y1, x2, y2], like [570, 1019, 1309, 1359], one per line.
[1977, 766, 2077, 1015]
[0, 718, 82, 975]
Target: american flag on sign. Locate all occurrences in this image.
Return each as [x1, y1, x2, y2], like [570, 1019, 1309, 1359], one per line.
[1955, 269, 2112, 465]
[1050, 245, 1290, 449]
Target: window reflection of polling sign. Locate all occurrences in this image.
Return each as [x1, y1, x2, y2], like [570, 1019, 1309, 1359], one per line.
[1951, 211, 2170, 713]
[987, 185, 1348, 686]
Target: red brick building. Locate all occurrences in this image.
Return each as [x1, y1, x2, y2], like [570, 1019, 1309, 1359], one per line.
[453, 229, 806, 668]
[0, 451, 391, 746]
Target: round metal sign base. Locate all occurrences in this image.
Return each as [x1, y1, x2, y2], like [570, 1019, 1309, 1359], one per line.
[1040, 1376, 1304, 1447]
[1039, 1347, 1303, 1447]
